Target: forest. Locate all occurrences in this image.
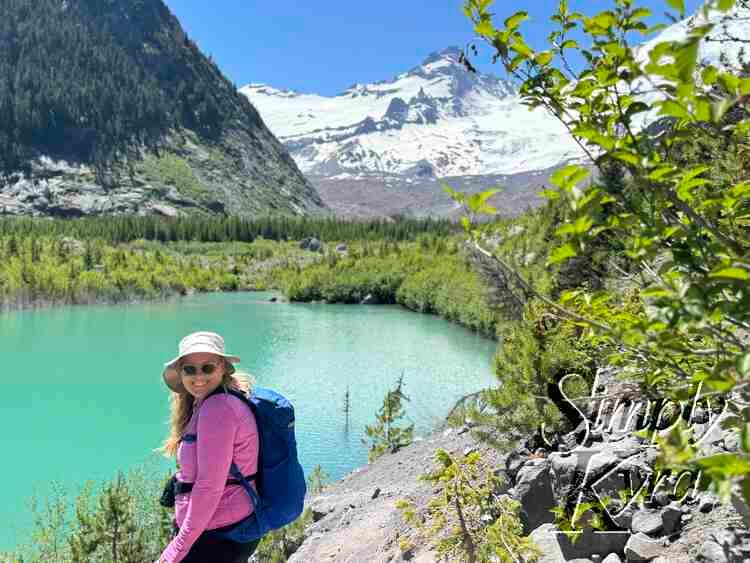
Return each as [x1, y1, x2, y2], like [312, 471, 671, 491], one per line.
[0, 0, 257, 176]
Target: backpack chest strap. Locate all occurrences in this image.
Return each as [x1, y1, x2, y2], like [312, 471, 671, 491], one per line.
[174, 473, 257, 495]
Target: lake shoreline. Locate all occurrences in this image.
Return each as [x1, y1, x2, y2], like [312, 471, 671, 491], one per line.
[0, 285, 271, 314]
[0, 286, 500, 341]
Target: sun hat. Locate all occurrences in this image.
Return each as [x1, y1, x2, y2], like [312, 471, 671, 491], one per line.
[162, 331, 241, 393]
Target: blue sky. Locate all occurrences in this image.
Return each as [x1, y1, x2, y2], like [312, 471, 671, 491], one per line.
[163, 0, 705, 96]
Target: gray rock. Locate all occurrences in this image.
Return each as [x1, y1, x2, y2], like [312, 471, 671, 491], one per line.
[308, 237, 322, 252]
[660, 503, 681, 535]
[336, 243, 348, 252]
[699, 493, 719, 513]
[514, 460, 555, 532]
[602, 554, 622, 563]
[529, 523, 566, 563]
[562, 529, 629, 560]
[568, 559, 594, 563]
[549, 451, 579, 492]
[697, 540, 728, 563]
[631, 510, 663, 535]
[709, 529, 737, 550]
[624, 532, 664, 561]
[505, 449, 527, 481]
[651, 490, 671, 507]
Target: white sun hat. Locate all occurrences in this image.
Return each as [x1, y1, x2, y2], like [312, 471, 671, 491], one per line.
[162, 331, 241, 393]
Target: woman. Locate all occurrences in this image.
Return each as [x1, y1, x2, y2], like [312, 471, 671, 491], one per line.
[157, 331, 260, 563]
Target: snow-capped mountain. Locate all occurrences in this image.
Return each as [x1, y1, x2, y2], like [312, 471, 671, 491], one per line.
[240, 6, 748, 218]
[240, 47, 584, 181]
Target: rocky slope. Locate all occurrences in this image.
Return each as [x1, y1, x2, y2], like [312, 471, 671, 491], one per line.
[0, 0, 326, 217]
[279, 367, 750, 562]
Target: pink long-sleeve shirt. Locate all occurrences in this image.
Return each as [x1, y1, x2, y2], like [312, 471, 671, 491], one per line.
[160, 392, 260, 563]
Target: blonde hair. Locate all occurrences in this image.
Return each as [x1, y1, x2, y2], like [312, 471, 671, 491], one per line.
[159, 360, 253, 457]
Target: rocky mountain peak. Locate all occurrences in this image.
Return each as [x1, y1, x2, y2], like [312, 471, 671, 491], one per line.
[403, 46, 516, 101]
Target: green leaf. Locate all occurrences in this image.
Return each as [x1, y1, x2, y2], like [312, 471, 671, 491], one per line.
[511, 38, 534, 59]
[504, 11, 529, 31]
[660, 100, 690, 119]
[648, 165, 675, 180]
[740, 78, 750, 96]
[702, 65, 719, 85]
[675, 39, 700, 82]
[666, 0, 685, 15]
[630, 8, 651, 20]
[540, 188, 560, 200]
[535, 51, 554, 66]
[474, 20, 494, 37]
[708, 267, 750, 281]
[703, 371, 737, 393]
[718, 0, 736, 11]
[711, 99, 733, 123]
[591, 11, 616, 29]
[550, 165, 590, 191]
[697, 453, 750, 475]
[548, 242, 578, 265]
[611, 151, 641, 166]
[719, 72, 740, 94]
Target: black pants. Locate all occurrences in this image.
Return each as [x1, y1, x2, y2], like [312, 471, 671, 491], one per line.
[176, 524, 260, 563]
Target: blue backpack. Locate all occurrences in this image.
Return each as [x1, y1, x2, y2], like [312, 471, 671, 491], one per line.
[177, 387, 307, 542]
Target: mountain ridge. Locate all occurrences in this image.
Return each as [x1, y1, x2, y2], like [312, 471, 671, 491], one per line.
[0, 0, 326, 217]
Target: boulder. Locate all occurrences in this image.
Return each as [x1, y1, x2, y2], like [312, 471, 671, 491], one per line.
[529, 523, 566, 563]
[528, 523, 628, 561]
[514, 460, 555, 532]
[624, 533, 664, 561]
[661, 503, 681, 535]
[630, 510, 663, 535]
[602, 554, 623, 563]
[549, 451, 579, 495]
[307, 237, 322, 252]
[697, 540, 728, 563]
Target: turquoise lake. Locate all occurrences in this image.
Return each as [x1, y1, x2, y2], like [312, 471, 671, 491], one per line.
[0, 291, 498, 549]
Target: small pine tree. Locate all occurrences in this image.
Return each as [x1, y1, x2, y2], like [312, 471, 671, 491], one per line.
[306, 465, 329, 495]
[363, 374, 414, 462]
[69, 472, 149, 563]
[6, 235, 18, 256]
[83, 242, 95, 271]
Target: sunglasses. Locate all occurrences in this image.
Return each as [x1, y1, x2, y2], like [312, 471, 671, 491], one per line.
[180, 362, 220, 377]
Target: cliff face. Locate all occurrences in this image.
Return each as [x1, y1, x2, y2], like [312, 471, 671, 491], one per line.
[0, 0, 326, 217]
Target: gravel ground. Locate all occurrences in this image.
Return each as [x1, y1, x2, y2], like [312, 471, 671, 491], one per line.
[288, 426, 505, 563]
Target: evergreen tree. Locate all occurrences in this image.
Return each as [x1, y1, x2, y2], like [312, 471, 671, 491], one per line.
[363, 374, 414, 462]
[69, 473, 148, 563]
